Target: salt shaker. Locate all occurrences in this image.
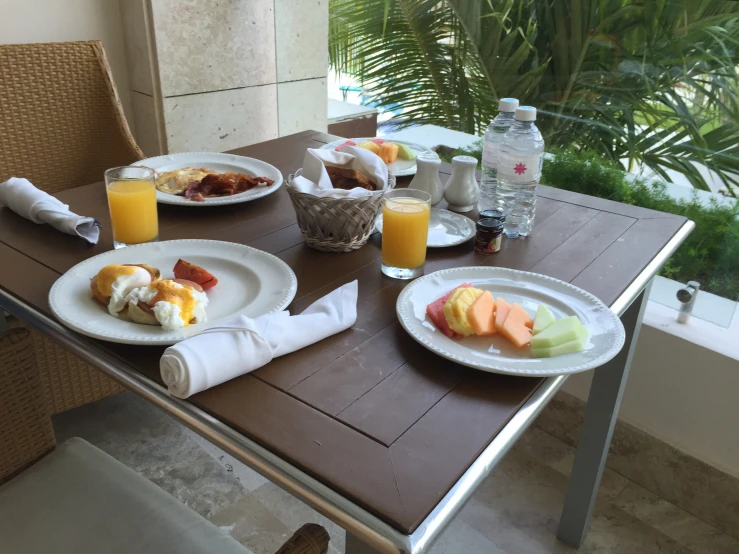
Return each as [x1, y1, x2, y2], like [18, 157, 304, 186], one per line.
[408, 152, 444, 205]
[444, 155, 479, 212]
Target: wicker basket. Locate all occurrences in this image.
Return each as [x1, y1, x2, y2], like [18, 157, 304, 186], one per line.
[286, 171, 396, 252]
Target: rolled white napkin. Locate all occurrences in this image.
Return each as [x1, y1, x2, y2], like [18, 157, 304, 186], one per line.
[160, 280, 359, 398]
[0, 177, 100, 244]
[289, 146, 389, 199]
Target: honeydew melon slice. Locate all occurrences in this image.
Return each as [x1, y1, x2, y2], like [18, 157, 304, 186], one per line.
[532, 324, 589, 358]
[396, 143, 417, 161]
[530, 316, 582, 349]
[532, 304, 555, 335]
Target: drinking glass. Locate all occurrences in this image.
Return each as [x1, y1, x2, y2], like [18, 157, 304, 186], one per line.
[104, 167, 159, 249]
[381, 189, 431, 279]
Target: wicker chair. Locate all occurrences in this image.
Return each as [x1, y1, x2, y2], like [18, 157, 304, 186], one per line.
[0, 327, 330, 554]
[0, 40, 146, 413]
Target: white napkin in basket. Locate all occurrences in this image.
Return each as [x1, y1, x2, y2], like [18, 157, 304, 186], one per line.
[290, 146, 389, 198]
[160, 281, 358, 399]
[0, 177, 100, 244]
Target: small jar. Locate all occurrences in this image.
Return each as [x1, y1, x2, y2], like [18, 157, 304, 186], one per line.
[478, 209, 506, 224]
[475, 218, 504, 255]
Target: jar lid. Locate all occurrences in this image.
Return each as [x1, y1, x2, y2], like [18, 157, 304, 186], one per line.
[477, 218, 504, 233]
[478, 209, 506, 223]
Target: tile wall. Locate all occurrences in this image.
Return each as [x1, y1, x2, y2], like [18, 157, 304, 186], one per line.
[120, 0, 328, 155]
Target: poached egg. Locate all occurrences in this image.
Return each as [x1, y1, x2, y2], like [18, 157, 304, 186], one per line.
[126, 280, 208, 331]
[93, 264, 154, 316]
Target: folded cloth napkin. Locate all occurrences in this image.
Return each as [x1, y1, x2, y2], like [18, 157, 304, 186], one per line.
[289, 146, 389, 199]
[160, 280, 359, 398]
[0, 177, 100, 244]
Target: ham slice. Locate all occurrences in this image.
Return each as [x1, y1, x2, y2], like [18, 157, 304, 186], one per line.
[426, 283, 472, 338]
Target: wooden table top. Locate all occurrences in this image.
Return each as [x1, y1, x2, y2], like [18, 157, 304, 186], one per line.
[0, 130, 689, 534]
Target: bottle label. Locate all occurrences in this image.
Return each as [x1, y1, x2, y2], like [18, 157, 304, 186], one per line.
[498, 153, 543, 183]
[482, 142, 498, 167]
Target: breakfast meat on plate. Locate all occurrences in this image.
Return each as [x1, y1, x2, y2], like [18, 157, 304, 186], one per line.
[185, 172, 275, 202]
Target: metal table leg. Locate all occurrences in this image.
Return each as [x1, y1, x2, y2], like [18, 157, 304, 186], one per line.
[557, 283, 651, 547]
[346, 532, 385, 554]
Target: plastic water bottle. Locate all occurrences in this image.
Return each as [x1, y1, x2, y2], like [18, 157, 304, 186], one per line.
[497, 106, 544, 238]
[479, 98, 519, 211]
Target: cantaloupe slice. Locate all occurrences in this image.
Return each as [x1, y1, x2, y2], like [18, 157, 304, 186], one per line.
[530, 316, 582, 349]
[380, 142, 399, 163]
[506, 303, 534, 329]
[443, 287, 485, 336]
[467, 291, 496, 336]
[532, 324, 588, 358]
[533, 304, 555, 335]
[500, 318, 532, 348]
[495, 298, 511, 331]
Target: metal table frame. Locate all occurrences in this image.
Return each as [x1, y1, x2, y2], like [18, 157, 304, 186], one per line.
[0, 221, 694, 554]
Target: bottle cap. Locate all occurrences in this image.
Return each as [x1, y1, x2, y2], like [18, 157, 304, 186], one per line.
[515, 106, 537, 121]
[498, 98, 519, 112]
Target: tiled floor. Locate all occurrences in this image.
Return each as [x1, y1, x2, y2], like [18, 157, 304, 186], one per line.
[53, 392, 739, 554]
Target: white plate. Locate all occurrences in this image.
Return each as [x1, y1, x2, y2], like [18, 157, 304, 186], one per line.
[49, 240, 297, 345]
[376, 209, 475, 247]
[396, 267, 625, 377]
[132, 152, 283, 206]
[320, 138, 430, 177]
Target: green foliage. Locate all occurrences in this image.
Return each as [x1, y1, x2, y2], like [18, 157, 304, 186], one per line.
[329, 0, 739, 196]
[542, 150, 739, 300]
[436, 145, 738, 298]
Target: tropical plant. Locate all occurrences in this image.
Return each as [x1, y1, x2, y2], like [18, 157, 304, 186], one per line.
[542, 149, 739, 300]
[329, 0, 739, 196]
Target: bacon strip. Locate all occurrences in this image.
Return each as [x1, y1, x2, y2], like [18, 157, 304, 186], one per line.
[181, 172, 274, 201]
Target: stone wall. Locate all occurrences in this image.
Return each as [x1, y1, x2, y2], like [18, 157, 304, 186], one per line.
[120, 0, 328, 155]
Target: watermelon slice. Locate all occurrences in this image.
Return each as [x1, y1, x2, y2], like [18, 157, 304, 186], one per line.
[426, 283, 472, 338]
[370, 138, 384, 145]
[335, 140, 357, 152]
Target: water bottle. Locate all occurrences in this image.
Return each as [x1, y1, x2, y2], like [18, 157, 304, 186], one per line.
[479, 98, 519, 211]
[497, 106, 544, 238]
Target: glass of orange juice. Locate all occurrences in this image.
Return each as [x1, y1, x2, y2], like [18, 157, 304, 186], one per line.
[381, 189, 431, 279]
[104, 167, 159, 249]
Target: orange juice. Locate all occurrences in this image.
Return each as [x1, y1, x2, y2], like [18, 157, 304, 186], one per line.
[106, 180, 159, 244]
[381, 197, 430, 269]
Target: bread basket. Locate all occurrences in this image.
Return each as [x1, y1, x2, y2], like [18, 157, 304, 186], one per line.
[286, 170, 396, 252]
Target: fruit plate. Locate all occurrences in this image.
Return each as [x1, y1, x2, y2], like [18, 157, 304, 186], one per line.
[376, 209, 476, 247]
[49, 240, 297, 346]
[320, 138, 430, 177]
[132, 152, 283, 206]
[396, 267, 625, 377]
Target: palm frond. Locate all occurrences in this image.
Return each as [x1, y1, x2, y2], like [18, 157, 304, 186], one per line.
[330, 0, 739, 195]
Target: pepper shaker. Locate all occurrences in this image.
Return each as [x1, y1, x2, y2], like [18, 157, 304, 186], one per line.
[408, 152, 444, 205]
[443, 155, 479, 212]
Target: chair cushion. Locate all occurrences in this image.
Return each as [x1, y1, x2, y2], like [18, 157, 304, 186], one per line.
[0, 437, 251, 554]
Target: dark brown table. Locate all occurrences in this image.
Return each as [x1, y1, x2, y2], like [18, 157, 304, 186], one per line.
[0, 130, 694, 553]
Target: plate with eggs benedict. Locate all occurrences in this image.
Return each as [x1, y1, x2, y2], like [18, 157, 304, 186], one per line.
[49, 240, 297, 345]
